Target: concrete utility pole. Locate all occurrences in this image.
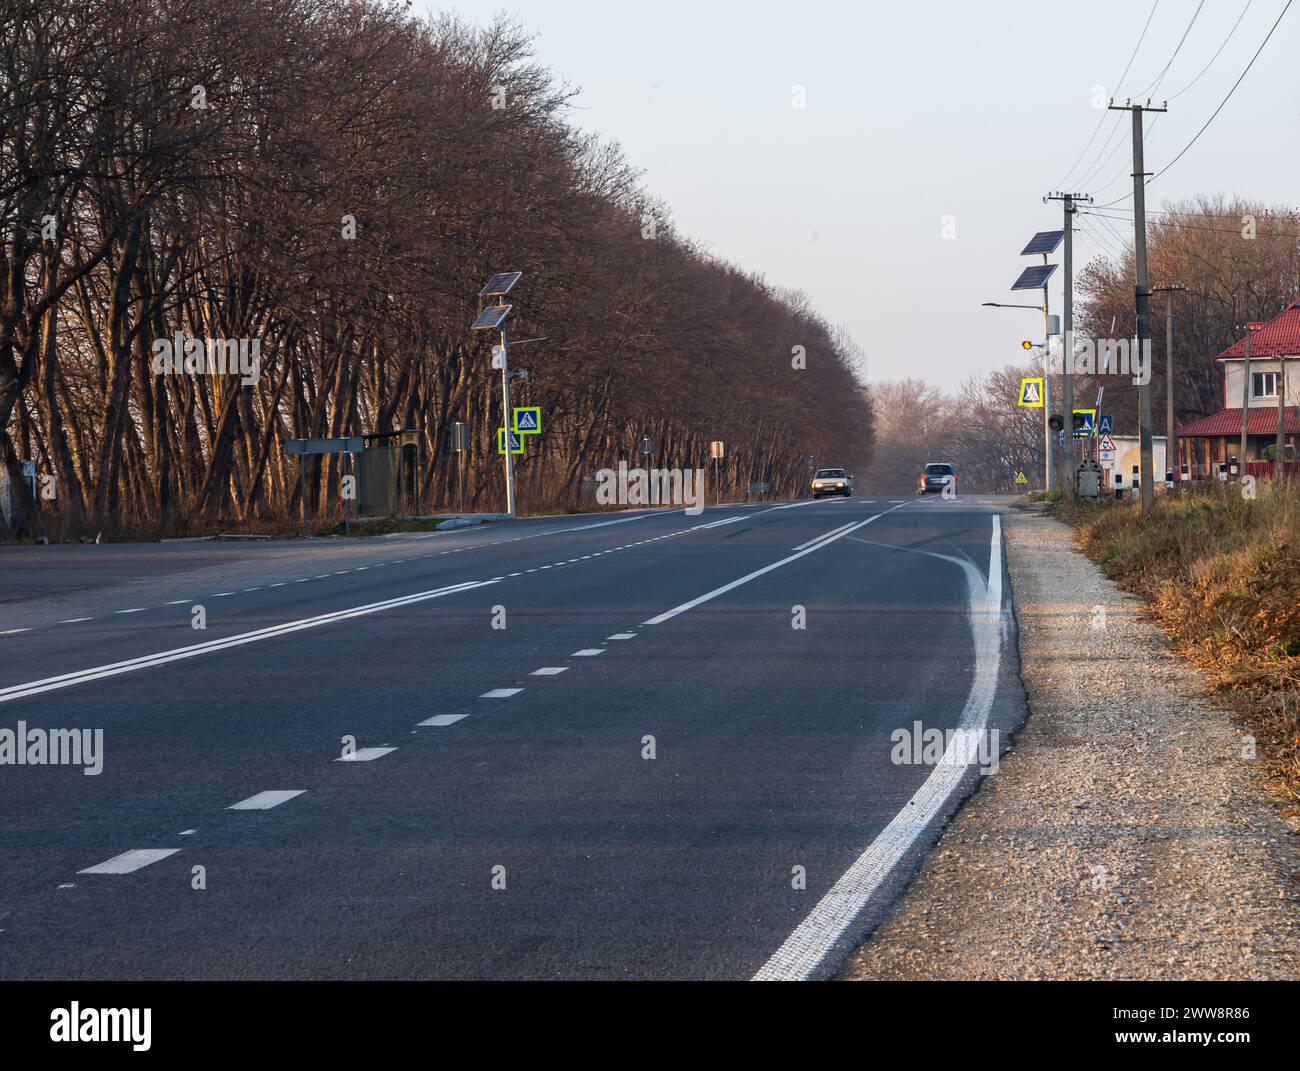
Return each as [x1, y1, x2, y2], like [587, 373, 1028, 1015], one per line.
[1111, 100, 1166, 512]
[1047, 191, 1091, 497]
[1239, 323, 1254, 473]
[1152, 284, 1189, 478]
[1232, 322, 1263, 473]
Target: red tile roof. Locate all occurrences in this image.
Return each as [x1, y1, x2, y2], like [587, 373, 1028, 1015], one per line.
[1217, 299, 1300, 359]
[1176, 406, 1300, 437]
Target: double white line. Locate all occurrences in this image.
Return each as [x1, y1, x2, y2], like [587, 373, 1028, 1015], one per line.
[642, 506, 906, 627]
[0, 581, 493, 704]
[791, 522, 856, 551]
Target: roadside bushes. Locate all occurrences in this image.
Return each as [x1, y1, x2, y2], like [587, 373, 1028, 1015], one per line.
[1063, 482, 1300, 807]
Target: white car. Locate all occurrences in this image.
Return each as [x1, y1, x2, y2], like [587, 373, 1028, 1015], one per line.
[811, 468, 852, 498]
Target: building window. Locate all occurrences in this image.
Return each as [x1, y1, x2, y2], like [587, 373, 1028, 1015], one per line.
[1252, 370, 1279, 398]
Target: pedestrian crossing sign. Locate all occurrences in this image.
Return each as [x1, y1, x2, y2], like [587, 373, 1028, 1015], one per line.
[1018, 378, 1044, 408]
[511, 406, 541, 435]
[497, 428, 524, 455]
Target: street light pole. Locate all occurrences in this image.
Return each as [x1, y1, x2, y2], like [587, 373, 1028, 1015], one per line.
[500, 329, 516, 517]
[1041, 284, 1054, 492]
[984, 301, 1053, 492]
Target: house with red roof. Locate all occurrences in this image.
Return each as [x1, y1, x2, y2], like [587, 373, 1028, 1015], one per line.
[1174, 298, 1300, 475]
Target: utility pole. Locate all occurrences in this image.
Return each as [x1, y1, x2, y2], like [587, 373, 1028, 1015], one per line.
[1239, 323, 1254, 473]
[1047, 192, 1091, 497]
[1110, 100, 1166, 512]
[1152, 284, 1189, 480]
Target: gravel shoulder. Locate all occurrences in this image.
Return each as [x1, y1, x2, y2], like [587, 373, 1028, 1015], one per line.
[846, 510, 1300, 980]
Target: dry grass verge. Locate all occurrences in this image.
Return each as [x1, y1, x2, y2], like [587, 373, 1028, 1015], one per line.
[1056, 481, 1300, 810]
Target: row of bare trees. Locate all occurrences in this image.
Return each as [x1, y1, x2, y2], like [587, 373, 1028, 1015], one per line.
[0, 0, 872, 538]
[861, 365, 1044, 493]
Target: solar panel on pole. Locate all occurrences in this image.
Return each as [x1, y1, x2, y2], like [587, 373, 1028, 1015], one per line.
[1011, 264, 1057, 291]
[1020, 231, 1064, 256]
[471, 305, 511, 331]
[478, 272, 523, 298]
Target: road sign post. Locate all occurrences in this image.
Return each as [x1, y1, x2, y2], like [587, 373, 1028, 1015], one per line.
[450, 421, 469, 513]
[286, 436, 366, 538]
[711, 441, 725, 505]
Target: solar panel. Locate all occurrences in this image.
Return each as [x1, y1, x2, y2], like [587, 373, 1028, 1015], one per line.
[1011, 264, 1057, 290]
[1021, 231, 1064, 256]
[479, 272, 523, 298]
[471, 304, 511, 330]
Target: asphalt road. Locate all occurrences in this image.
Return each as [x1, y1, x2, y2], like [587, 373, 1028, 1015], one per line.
[0, 495, 1026, 980]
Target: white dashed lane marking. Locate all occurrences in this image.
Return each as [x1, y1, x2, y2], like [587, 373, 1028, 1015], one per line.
[531, 667, 568, 676]
[480, 688, 523, 698]
[0, 580, 493, 704]
[6, 504, 783, 638]
[78, 848, 181, 875]
[571, 649, 605, 657]
[606, 633, 636, 640]
[227, 790, 305, 810]
[418, 714, 469, 727]
[335, 747, 396, 762]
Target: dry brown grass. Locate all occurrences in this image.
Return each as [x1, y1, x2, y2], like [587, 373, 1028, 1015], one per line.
[1058, 482, 1300, 810]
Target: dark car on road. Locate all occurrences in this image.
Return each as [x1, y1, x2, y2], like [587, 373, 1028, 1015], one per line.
[917, 462, 956, 495]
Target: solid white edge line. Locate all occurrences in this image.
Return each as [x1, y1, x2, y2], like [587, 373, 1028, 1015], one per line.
[641, 505, 908, 626]
[752, 513, 1003, 981]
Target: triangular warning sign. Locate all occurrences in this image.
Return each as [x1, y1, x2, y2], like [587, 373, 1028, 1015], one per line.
[1098, 432, 1116, 452]
[1014, 471, 1028, 485]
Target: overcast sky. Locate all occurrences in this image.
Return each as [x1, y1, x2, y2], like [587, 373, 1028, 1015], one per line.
[426, 0, 1298, 389]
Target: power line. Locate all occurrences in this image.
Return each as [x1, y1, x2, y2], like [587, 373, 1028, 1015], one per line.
[1133, 0, 1206, 98]
[1074, 115, 1139, 189]
[1085, 2, 1204, 195]
[1086, 115, 1163, 197]
[1075, 227, 1127, 263]
[1093, 211, 1136, 253]
[1166, 0, 1253, 100]
[1150, 0, 1294, 183]
[1052, 0, 1160, 190]
[1079, 0, 1275, 210]
[1083, 207, 1299, 239]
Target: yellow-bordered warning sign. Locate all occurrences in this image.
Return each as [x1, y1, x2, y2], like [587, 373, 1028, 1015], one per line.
[1018, 377, 1044, 407]
[1014, 470, 1029, 485]
[511, 406, 541, 435]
